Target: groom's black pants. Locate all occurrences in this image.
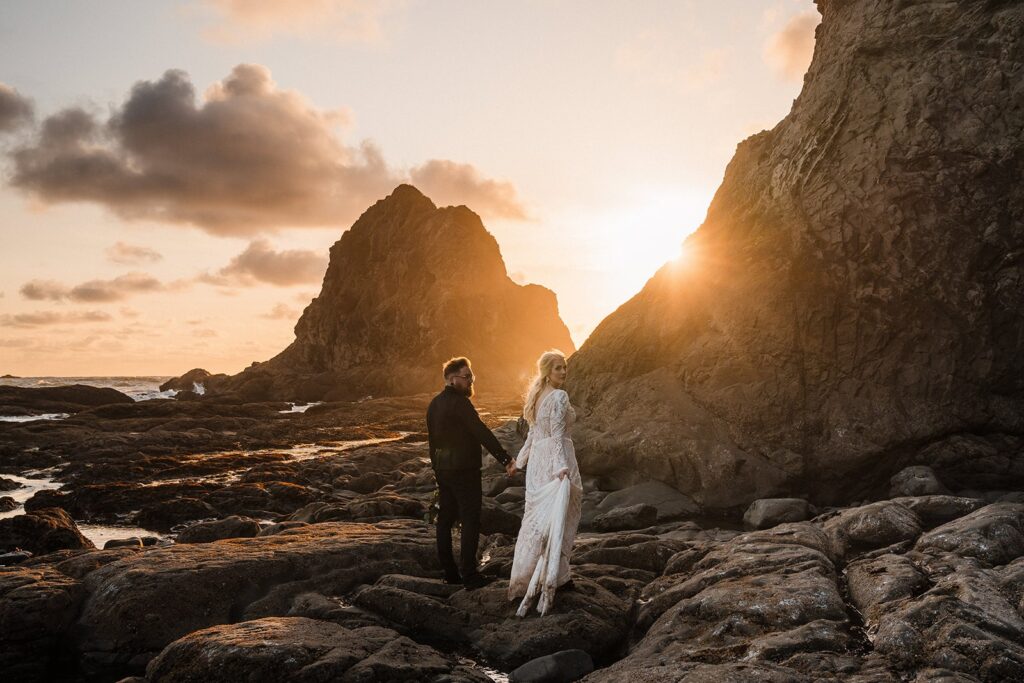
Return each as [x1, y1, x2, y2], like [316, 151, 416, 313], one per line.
[434, 467, 482, 580]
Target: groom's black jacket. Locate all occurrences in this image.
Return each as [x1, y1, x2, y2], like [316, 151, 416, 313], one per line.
[427, 386, 512, 470]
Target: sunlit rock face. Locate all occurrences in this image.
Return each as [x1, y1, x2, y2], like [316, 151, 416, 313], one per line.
[568, 0, 1024, 508]
[214, 184, 574, 400]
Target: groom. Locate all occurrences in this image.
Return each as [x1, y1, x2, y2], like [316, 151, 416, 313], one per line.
[427, 356, 517, 588]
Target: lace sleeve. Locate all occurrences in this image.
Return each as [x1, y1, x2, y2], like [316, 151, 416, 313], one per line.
[515, 427, 533, 469]
[550, 391, 571, 472]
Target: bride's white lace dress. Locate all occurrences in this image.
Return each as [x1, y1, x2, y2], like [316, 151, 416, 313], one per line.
[508, 388, 583, 614]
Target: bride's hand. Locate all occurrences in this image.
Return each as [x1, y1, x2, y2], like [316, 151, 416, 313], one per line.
[557, 468, 568, 480]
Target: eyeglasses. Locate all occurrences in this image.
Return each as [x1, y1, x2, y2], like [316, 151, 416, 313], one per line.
[452, 373, 474, 382]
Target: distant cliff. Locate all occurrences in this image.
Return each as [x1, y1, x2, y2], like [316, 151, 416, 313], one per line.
[207, 185, 574, 401]
[568, 0, 1024, 507]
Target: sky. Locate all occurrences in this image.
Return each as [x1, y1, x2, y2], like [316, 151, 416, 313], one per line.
[0, 0, 819, 376]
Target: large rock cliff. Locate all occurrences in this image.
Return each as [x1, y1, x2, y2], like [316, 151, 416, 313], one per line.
[214, 185, 574, 401]
[568, 0, 1024, 507]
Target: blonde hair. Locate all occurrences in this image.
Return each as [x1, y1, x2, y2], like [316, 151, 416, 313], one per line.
[523, 350, 567, 424]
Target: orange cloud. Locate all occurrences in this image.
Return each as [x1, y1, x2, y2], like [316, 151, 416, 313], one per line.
[199, 239, 328, 287]
[0, 310, 112, 327]
[106, 242, 163, 265]
[9, 65, 526, 234]
[765, 10, 820, 81]
[0, 82, 33, 132]
[410, 160, 529, 221]
[20, 272, 164, 302]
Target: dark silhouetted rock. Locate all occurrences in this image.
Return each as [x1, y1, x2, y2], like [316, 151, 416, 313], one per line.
[509, 648, 594, 683]
[174, 515, 261, 544]
[205, 185, 575, 401]
[566, 0, 1024, 509]
[0, 384, 133, 412]
[890, 466, 948, 497]
[0, 507, 94, 554]
[158, 368, 215, 392]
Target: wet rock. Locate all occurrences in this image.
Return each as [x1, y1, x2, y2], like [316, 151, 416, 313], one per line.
[509, 648, 594, 683]
[873, 565, 1024, 681]
[74, 521, 438, 677]
[822, 501, 923, 561]
[743, 498, 811, 530]
[0, 384, 133, 412]
[143, 616, 491, 682]
[0, 550, 32, 565]
[450, 577, 631, 670]
[595, 481, 699, 522]
[0, 565, 85, 682]
[573, 537, 685, 574]
[105, 537, 143, 549]
[0, 507, 95, 554]
[133, 497, 218, 532]
[846, 553, 928, 620]
[593, 503, 657, 532]
[891, 466, 949, 497]
[175, 515, 262, 544]
[350, 582, 474, 647]
[0, 477, 21, 491]
[914, 503, 1024, 567]
[159, 368, 213, 393]
[892, 496, 986, 528]
[0, 496, 17, 512]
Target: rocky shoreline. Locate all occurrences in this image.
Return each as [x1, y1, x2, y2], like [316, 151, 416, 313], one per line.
[0, 386, 1021, 682]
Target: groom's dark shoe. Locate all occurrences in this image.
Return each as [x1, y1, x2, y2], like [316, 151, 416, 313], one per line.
[463, 573, 493, 590]
[442, 573, 463, 585]
[558, 579, 576, 592]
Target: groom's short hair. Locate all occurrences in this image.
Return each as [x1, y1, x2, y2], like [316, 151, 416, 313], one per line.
[442, 356, 471, 379]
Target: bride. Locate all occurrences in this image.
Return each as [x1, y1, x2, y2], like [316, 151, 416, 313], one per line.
[507, 350, 582, 616]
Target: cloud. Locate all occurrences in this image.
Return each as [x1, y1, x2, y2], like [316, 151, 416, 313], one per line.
[410, 160, 529, 220]
[9, 64, 525, 233]
[262, 302, 299, 319]
[200, 239, 328, 287]
[765, 10, 820, 81]
[192, 0, 399, 44]
[20, 272, 164, 302]
[107, 241, 163, 265]
[0, 310, 113, 328]
[0, 83, 33, 133]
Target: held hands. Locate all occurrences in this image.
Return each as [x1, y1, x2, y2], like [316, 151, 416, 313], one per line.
[557, 468, 569, 481]
[505, 461, 517, 477]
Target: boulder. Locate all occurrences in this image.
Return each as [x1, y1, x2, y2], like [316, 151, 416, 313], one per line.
[143, 617, 492, 682]
[743, 498, 812, 530]
[0, 507, 94, 554]
[509, 649, 594, 683]
[822, 501, 923, 561]
[565, 0, 1024, 508]
[175, 515, 262, 544]
[593, 503, 657, 532]
[594, 481, 699, 522]
[914, 503, 1024, 567]
[890, 466, 948, 497]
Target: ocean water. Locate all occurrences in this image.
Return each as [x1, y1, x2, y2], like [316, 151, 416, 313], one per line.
[0, 376, 174, 402]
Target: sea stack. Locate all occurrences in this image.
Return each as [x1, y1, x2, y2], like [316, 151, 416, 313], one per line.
[210, 185, 574, 401]
[568, 0, 1024, 508]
